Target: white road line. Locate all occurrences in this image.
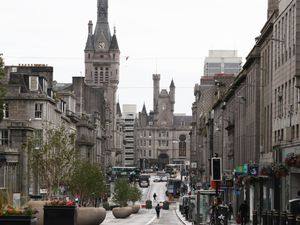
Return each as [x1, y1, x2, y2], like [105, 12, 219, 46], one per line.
[145, 214, 157, 225]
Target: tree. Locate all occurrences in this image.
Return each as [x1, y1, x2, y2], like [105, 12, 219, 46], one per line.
[0, 55, 6, 121]
[27, 126, 76, 198]
[112, 177, 131, 207]
[69, 160, 105, 206]
[128, 184, 142, 205]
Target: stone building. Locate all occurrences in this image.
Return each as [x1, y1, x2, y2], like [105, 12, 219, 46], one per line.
[191, 74, 235, 188]
[54, 76, 119, 171]
[84, 0, 120, 167]
[194, 0, 300, 218]
[135, 75, 192, 170]
[0, 65, 77, 197]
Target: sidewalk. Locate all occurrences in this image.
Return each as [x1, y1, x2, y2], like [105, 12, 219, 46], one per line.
[174, 203, 192, 225]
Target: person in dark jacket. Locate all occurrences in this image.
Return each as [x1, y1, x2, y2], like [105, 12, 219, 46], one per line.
[153, 193, 157, 201]
[155, 204, 161, 218]
[239, 200, 248, 225]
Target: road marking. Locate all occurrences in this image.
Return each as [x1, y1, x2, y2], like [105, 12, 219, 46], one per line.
[145, 214, 157, 225]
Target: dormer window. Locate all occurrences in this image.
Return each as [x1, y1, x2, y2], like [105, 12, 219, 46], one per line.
[29, 76, 38, 91]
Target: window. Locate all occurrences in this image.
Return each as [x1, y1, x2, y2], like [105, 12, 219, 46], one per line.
[179, 134, 187, 156]
[0, 129, 8, 145]
[35, 103, 43, 118]
[29, 76, 38, 91]
[149, 140, 151, 146]
[149, 131, 152, 137]
[149, 150, 152, 157]
[34, 129, 43, 148]
[3, 103, 8, 119]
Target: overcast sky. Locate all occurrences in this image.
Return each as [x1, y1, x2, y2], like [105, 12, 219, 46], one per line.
[0, 0, 267, 115]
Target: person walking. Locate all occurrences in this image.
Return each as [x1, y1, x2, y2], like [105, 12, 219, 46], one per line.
[239, 200, 248, 225]
[155, 204, 161, 219]
[153, 193, 157, 201]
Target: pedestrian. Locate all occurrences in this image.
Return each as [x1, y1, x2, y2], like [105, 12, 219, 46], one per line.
[239, 200, 248, 225]
[153, 193, 157, 201]
[155, 204, 161, 219]
[228, 202, 233, 220]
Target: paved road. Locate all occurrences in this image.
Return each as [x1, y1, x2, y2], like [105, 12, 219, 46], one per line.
[149, 208, 184, 225]
[102, 174, 184, 225]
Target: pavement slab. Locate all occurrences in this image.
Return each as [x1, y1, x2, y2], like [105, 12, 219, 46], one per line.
[149, 209, 184, 225]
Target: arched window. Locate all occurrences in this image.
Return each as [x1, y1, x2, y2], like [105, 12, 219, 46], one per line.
[179, 134, 186, 157]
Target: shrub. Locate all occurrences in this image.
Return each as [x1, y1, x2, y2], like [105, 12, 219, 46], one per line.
[146, 200, 152, 209]
[162, 201, 169, 210]
[112, 177, 131, 207]
[129, 184, 142, 205]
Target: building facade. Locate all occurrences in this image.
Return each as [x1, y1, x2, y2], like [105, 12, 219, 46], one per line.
[84, 0, 120, 167]
[203, 50, 242, 77]
[122, 104, 137, 166]
[135, 75, 192, 170]
[0, 65, 77, 197]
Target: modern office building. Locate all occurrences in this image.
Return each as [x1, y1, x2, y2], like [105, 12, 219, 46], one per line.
[203, 50, 242, 77]
[122, 104, 137, 166]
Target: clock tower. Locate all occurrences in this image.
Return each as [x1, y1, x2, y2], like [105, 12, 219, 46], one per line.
[84, 0, 120, 167]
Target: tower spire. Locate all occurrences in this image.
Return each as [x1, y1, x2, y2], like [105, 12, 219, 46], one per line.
[97, 0, 108, 22]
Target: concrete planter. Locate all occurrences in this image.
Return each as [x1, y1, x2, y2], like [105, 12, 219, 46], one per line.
[77, 207, 106, 225]
[112, 207, 132, 218]
[131, 204, 140, 214]
[27, 201, 50, 225]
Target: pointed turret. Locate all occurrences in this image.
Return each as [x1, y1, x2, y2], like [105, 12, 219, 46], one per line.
[170, 79, 175, 88]
[110, 27, 120, 51]
[85, 21, 94, 51]
[142, 103, 147, 115]
[169, 79, 175, 112]
[116, 102, 122, 116]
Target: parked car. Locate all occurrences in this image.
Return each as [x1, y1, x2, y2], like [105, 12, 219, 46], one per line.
[140, 180, 149, 188]
[153, 176, 161, 182]
[161, 176, 168, 182]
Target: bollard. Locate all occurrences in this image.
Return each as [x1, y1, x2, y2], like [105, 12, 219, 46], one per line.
[262, 211, 268, 225]
[287, 213, 295, 225]
[267, 211, 273, 225]
[273, 210, 279, 225]
[280, 211, 287, 225]
[253, 210, 258, 225]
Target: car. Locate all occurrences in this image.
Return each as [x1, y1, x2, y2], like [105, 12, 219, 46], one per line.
[161, 176, 168, 182]
[140, 180, 149, 188]
[153, 176, 161, 182]
[144, 168, 154, 173]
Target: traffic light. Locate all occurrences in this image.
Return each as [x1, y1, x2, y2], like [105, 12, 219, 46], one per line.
[211, 157, 222, 181]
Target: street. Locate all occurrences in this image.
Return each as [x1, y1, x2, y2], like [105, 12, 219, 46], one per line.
[102, 174, 185, 225]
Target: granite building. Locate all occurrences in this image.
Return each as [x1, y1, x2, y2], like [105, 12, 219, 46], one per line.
[135, 75, 192, 170]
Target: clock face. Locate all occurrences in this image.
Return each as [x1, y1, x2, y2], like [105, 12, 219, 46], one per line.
[99, 42, 105, 49]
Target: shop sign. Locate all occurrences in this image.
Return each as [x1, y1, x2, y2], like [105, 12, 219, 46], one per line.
[235, 164, 248, 175]
[248, 164, 259, 176]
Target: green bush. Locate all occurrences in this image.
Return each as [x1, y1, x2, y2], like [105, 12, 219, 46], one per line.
[146, 200, 152, 209]
[102, 202, 110, 210]
[162, 201, 169, 210]
[129, 184, 142, 204]
[112, 177, 131, 207]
